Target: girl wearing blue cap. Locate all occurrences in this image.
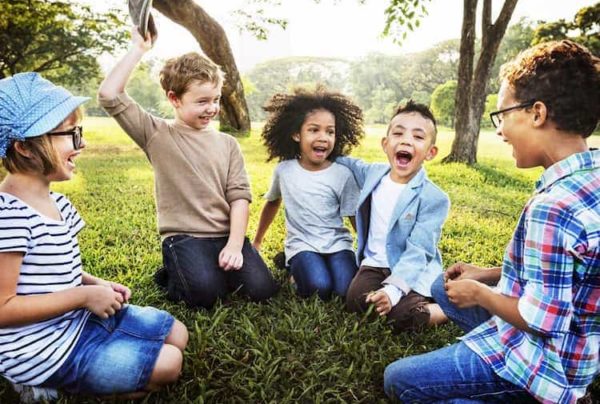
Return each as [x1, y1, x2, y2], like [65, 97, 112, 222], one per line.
[0, 72, 188, 400]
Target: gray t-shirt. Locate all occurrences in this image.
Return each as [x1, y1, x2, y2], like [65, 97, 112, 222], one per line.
[265, 160, 360, 263]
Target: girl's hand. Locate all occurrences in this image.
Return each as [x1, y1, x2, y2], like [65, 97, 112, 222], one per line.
[131, 25, 154, 52]
[109, 281, 132, 303]
[219, 244, 243, 271]
[83, 285, 124, 319]
[366, 290, 392, 316]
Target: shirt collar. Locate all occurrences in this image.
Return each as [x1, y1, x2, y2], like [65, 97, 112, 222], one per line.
[535, 149, 600, 193]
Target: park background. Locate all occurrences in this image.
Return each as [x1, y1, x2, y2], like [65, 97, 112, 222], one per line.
[1, 0, 599, 402]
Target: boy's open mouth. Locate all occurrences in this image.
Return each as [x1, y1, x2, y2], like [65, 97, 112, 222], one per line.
[395, 150, 413, 167]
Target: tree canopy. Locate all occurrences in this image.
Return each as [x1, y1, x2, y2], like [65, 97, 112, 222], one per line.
[0, 0, 128, 87]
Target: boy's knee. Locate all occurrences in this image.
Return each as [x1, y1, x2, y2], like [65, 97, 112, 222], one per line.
[243, 279, 279, 302]
[430, 273, 447, 303]
[185, 283, 228, 309]
[345, 285, 367, 313]
[383, 362, 402, 400]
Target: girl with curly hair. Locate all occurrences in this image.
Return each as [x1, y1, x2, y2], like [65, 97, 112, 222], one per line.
[252, 87, 364, 300]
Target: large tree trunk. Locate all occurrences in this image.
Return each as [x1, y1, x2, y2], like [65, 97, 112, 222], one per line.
[443, 0, 518, 164]
[153, 0, 251, 135]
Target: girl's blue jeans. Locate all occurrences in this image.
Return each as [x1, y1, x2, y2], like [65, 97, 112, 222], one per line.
[383, 273, 535, 403]
[288, 250, 357, 300]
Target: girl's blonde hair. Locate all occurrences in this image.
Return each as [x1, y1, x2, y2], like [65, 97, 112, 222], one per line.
[2, 108, 82, 175]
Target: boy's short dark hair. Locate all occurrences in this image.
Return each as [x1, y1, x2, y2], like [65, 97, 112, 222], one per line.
[389, 100, 438, 143]
[261, 86, 364, 161]
[500, 40, 600, 137]
[159, 52, 225, 98]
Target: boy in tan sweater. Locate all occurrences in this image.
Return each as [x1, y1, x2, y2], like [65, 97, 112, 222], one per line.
[98, 28, 278, 309]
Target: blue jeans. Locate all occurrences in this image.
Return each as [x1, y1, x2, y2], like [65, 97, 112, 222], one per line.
[384, 342, 536, 403]
[162, 235, 279, 309]
[43, 305, 174, 395]
[288, 250, 357, 300]
[430, 273, 491, 333]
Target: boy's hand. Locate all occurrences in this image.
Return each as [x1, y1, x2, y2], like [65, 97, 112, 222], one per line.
[83, 285, 124, 319]
[445, 279, 487, 308]
[131, 25, 154, 52]
[366, 290, 392, 316]
[444, 262, 484, 282]
[219, 244, 243, 271]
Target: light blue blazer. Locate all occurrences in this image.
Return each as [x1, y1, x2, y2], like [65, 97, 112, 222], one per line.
[337, 157, 450, 297]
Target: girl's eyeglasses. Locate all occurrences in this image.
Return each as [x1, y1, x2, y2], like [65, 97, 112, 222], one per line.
[48, 126, 83, 150]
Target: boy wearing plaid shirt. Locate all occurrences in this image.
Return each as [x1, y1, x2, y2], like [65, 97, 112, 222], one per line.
[384, 40, 599, 403]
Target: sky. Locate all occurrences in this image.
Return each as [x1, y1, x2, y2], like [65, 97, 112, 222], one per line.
[92, 0, 596, 72]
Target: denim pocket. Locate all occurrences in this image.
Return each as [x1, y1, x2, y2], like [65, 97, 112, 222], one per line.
[162, 236, 194, 302]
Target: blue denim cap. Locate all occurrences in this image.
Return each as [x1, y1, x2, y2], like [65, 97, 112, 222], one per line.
[0, 72, 89, 158]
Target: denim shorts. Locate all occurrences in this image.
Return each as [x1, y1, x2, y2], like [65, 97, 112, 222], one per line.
[42, 305, 174, 395]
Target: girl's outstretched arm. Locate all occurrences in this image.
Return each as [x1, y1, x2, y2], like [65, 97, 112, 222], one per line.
[0, 252, 124, 327]
[252, 199, 282, 252]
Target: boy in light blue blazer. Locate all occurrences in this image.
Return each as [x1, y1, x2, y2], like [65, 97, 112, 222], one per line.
[337, 101, 449, 331]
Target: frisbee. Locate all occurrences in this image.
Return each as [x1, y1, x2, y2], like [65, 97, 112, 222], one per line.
[128, 0, 156, 39]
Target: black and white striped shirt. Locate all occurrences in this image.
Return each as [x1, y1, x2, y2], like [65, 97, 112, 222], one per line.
[0, 192, 90, 386]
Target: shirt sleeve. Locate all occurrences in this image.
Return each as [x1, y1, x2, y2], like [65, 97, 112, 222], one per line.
[381, 284, 405, 307]
[516, 200, 578, 337]
[264, 164, 282, 201]
[225, 138, 252, 203]
[97, 92, 158, 150]
[339, 168, 360, 217]
[0, 202, 31, 254]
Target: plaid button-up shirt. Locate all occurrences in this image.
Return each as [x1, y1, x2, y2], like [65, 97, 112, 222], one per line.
[463, 150, 600, 404]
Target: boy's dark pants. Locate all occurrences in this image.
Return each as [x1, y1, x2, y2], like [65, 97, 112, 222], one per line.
[161, 235, 279, 309]
[346, 265, 431, 331]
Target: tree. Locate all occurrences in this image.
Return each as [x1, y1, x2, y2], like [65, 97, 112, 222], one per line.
[430, 80, 457, 127]
[384, 0, 518, 165]
[0, 0, 127, 87]
[152, 0, 257, 135]
[533, 3, 600, 56]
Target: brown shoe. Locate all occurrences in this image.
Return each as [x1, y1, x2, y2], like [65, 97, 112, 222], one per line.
[128, 0, 157, 39]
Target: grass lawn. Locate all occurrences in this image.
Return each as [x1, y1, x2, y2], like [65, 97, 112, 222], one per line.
[1, 118, 599, 403]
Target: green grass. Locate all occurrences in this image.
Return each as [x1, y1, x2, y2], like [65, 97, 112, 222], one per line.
[1, 119, 599, 403]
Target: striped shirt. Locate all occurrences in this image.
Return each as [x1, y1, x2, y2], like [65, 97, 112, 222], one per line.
[0, 192, 90, 386]
[463, 150, 600, 403]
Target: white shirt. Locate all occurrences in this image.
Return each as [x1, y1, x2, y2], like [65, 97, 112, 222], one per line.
[361, 174, 411, 306]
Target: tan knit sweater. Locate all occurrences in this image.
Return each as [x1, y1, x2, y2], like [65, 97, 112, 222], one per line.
[99, 92, 252, 239]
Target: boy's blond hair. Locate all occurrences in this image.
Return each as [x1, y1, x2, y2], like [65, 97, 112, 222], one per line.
[2, 108, 82, 175]
[159, 52, 225, 98]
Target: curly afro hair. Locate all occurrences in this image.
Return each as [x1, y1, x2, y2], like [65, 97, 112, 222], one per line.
[261, 86, 364, 161]
[500, 40, 599, 137]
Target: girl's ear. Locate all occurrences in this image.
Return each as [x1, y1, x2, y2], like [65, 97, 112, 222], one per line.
[13, 141, 33, 158]
[292, 133, 300, 142]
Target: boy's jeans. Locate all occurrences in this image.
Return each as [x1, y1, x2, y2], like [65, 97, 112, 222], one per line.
[430, 274, 491, 333]
[383, 273, 535, 403]
[383, 342, 535, 403]
[161, 235, 279, 309]
[288, 250, 357, 300]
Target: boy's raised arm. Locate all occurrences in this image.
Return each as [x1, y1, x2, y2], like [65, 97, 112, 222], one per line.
[98, 27, 153, 99]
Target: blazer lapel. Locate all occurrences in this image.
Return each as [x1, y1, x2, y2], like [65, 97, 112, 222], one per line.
[387, 168, 426, 229]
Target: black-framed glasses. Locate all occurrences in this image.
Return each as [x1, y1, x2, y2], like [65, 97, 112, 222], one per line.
[489, 101, 535, 128]
[48, 126, 83, 150]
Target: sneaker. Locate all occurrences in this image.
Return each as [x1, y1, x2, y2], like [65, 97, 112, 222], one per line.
[128, 0, 157, 39]
[12, 383, 58, 403]
[153, 266, 168, 290]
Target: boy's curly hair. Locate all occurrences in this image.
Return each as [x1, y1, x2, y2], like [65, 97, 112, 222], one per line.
[261, 86, 364, 161]
[500, 40, 599, 137]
